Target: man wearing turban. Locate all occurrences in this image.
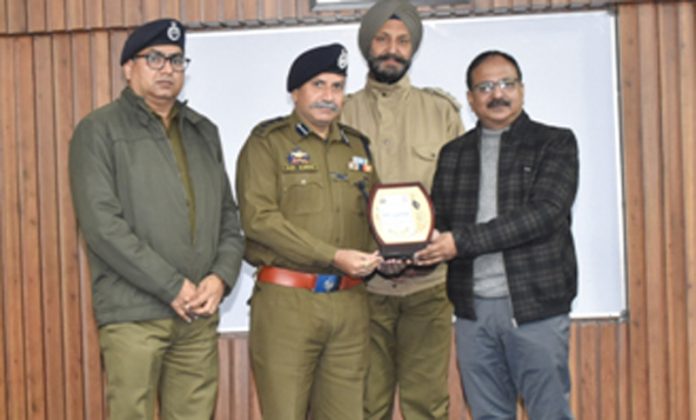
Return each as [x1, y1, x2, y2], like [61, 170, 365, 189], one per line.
[341, 1, 465, 418]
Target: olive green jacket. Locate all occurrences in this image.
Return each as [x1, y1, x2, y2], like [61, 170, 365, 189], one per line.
[236, 112, 377, 273]
[69, 87, 244, 326]
[341, 75, 465, 296]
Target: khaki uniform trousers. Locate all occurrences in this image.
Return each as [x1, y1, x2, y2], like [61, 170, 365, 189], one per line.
[98, 314, 220, 420]
[250, 281, 369, 420]
[365, 283, 453, 420]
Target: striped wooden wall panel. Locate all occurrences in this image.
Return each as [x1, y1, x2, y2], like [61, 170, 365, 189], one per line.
[0, 0, 650, 34]
[617, 1, 695, 420]
[658, 4, 689, 419]
[0, 0, 694, 419]
[0, 36, 8, 417]
[1, 35, 24, 420]
[680, 1, 696, 417]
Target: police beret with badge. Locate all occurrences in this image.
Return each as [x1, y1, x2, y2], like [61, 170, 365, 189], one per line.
[286, 43, 349, 92]
[120, 18, 186, 65]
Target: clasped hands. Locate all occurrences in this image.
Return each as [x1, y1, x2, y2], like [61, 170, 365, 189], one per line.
[170, 274, 225, 323]
[333, 230, 458, 279]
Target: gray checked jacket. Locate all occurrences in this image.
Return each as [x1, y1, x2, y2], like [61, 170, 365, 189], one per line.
[431, 111, 579, 324]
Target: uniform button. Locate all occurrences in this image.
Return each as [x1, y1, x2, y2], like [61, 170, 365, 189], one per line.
[300, 179, 307, 185]
[335, 207, 340, 213]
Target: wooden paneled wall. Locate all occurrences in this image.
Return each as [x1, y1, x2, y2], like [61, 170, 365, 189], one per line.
[0, 0, 649, 34]
[0, 0, 693, 419]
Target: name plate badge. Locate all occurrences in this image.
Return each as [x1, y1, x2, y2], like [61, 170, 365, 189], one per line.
[368, 182, 434, 259]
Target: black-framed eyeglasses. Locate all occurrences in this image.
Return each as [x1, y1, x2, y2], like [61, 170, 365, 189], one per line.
[473, 78, 519, 94]
[133, 51, 191, 72]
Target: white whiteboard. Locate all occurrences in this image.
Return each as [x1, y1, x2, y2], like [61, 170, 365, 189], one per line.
[181, 11, 625, 331]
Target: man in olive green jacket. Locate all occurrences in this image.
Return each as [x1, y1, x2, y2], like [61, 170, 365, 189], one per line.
[340, 1, 465, 418]
[69, 19, 244, 420]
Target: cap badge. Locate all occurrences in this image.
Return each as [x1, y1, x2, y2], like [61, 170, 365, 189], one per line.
[337, 49, 348, 70]
[167, 22, 181, 42]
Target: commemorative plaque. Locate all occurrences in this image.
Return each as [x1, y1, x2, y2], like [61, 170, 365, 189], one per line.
[368, 182, 434, 259]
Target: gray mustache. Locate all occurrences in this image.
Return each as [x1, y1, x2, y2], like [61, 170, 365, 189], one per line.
[310, 101, 339, 112]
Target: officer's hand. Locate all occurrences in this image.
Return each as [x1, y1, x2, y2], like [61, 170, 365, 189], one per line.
[413, 231, 457, 266]
[333, 250, 382, 278]
[171, 279, 197, 322]
[376, 258, 408, 277]
[187, 274, 225, 317]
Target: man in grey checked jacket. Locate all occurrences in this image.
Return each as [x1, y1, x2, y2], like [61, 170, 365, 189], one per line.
[415, 50, 578, 420]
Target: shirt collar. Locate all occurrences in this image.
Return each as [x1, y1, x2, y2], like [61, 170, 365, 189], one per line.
[122, 87, 185, 126]
[365, 74, 412, 99]
[289, 111, 346, 144]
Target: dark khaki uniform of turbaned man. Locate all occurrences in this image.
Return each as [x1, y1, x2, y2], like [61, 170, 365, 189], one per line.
[340, 0, 465, 418]
[236, 43, 382, 420]
[69, 18, 244, 420]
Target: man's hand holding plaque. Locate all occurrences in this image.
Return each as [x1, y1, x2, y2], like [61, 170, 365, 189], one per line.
[412, 230, 458, 266]
[368, 182, 434, 263]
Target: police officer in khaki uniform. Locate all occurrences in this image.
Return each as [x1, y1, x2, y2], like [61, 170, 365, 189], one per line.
[340, 1, 465, 418]
[236, 43, 381, 420]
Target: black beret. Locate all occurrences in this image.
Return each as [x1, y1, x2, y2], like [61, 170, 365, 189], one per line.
[286, 43, 349, 92]
[120, 19, 186, 65]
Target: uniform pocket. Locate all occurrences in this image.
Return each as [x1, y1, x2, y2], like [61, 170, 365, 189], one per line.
[280, 175, 325, 215]
[412, 144, 440, 161]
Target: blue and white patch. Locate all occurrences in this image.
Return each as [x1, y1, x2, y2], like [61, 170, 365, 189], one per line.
[284, 147, 317, 172]
[348, 156, 372, 173]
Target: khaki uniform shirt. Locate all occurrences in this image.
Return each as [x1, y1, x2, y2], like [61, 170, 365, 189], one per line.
[341, 75, 465, 296]
[236, 112, 378, 274]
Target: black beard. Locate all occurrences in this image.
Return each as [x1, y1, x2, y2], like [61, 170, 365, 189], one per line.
[367, 53, 412, 84]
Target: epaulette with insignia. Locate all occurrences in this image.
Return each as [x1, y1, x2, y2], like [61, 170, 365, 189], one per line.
[252, 116, 289, 137]
[337, 122, 370, 143]
[422, 87, 462, 111]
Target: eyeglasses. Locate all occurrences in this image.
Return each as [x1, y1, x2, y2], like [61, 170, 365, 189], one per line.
[472, 78, 519, 94]
[133, 51, 190, 72]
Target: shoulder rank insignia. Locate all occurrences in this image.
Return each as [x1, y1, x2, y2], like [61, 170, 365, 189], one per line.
[348, 156, 372, 173]
[284, 147, 317, 172]
[422, 87, 462, 111]
[252, 116, 288, 136]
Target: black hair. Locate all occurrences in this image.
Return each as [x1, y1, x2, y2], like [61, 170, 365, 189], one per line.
[466, 50, 523, 90]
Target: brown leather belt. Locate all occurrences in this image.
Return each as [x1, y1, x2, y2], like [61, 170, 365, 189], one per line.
[257, 266, 362, 293]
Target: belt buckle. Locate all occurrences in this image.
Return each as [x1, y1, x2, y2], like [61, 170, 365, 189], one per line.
[314, 274, 341, 293]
